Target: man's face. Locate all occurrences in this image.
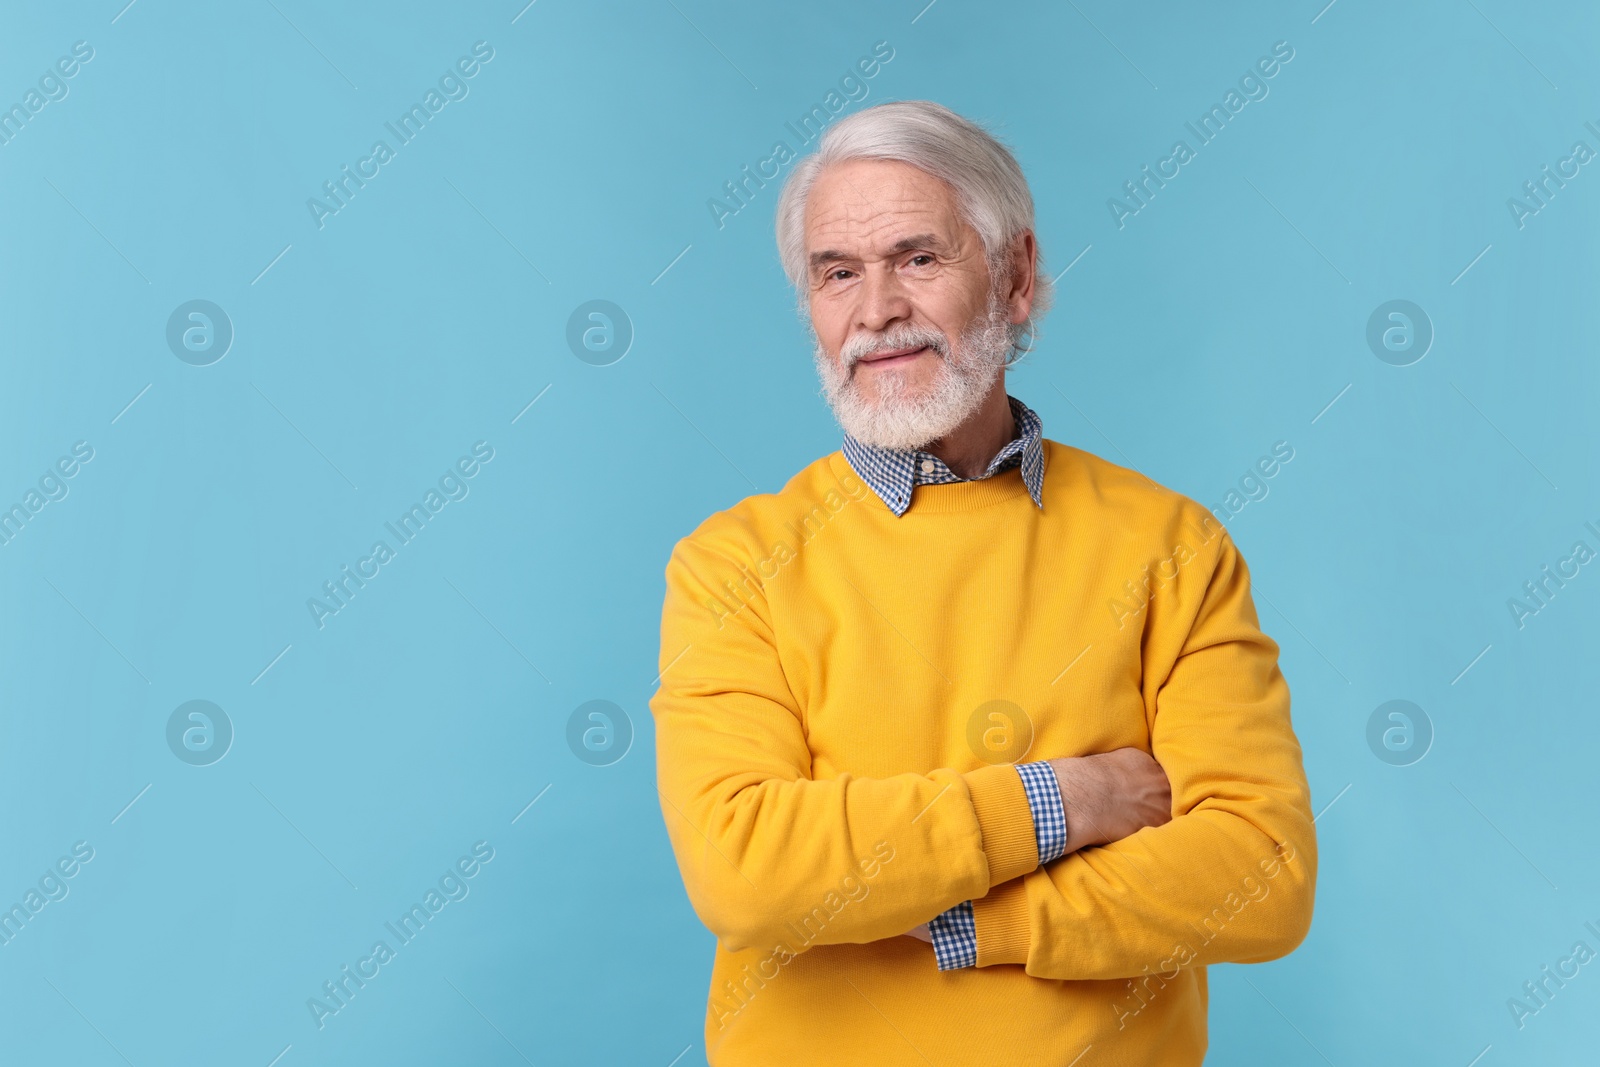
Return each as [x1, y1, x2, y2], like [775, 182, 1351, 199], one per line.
[803, 158, 1017, 450]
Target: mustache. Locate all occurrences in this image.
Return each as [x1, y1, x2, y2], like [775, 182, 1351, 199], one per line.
[840, 327, 950, 369]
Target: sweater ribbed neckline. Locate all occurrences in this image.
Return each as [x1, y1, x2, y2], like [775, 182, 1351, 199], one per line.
[827, 444, 1049, 516]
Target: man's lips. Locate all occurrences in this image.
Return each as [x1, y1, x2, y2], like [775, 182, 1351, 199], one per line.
[856, 345, 931, 368]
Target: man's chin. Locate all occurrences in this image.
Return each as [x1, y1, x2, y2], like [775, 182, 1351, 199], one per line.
[834, 401, 951, 451]
[848, 429, 937, 451]
[821, 353, 1001, 451]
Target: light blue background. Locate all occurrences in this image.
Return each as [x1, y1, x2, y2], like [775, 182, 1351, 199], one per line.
[2, 1, 1597, 1063]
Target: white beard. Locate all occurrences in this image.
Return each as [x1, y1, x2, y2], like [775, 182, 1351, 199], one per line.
[813, 290, 1014, 451]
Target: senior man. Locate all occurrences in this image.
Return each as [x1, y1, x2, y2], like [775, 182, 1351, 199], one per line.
[649, 100, 1316, 1066]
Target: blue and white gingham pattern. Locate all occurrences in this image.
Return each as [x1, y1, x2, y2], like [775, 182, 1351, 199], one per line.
[1016, 759, 1069, 863]
[926, 899, 978, 971]
[925, 761, 1068, 970]
[841, 394, 1045, 516]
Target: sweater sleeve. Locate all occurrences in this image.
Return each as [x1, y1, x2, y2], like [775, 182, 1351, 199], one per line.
[926, 759, 1070, 971]
[650, 533, 1040, 955]
[969, 528, 1317, 978]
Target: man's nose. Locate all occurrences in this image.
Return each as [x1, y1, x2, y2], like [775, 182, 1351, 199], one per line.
[855, 266, 912, 335]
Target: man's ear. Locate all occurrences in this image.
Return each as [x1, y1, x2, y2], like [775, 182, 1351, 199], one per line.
[1005, 230, 1037, 323]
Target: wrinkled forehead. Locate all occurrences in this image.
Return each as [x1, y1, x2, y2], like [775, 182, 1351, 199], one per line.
[803, 159, 969, 263]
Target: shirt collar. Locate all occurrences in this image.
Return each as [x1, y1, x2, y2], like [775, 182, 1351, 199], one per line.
[841, 394, 1045, 516]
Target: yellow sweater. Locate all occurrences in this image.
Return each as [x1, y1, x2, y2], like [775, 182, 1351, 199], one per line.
[650, 439, 1316, 1066]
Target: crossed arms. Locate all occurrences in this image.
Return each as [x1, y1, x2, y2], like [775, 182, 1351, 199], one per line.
[649, 526, 1316, 980]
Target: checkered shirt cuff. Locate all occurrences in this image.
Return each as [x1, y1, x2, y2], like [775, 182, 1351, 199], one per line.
[926, 899, 978, 970]
[1016, 760, 1068, 863]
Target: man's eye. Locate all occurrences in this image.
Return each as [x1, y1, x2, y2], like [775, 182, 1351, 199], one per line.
[907, 254, 934, 267]
[829, 269, 854, 281]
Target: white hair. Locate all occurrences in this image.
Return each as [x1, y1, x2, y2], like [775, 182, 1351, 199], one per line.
[774, 99, 1052, 361]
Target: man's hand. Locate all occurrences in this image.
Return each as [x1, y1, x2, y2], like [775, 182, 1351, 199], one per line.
[1047, 747, 1172, 854]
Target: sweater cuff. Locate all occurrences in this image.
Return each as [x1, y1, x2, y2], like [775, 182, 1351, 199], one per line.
[962, 762, 1039, 887]
[972, 877, 1031, 967]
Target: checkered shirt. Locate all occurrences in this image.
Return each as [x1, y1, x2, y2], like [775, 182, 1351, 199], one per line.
[840, 394, 1045, 516]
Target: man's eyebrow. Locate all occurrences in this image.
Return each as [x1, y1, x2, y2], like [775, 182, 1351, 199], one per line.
[808, 233, 946, 271]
